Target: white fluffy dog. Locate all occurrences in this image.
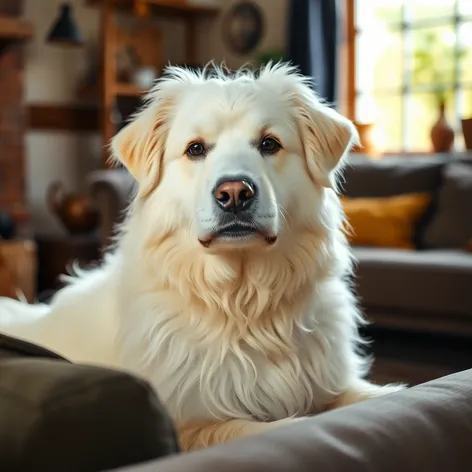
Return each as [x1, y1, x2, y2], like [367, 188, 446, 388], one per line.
[0, 63, 401, 451]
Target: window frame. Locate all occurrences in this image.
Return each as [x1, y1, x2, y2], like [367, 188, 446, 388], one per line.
[345, 0, 472, 154]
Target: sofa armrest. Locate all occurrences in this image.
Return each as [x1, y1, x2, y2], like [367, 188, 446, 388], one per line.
[87, 169, 136, 247]
[0, 357, 179, 471]
[117, 369, 472, 472]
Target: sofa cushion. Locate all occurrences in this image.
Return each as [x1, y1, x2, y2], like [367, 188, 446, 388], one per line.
[0, 332, 68, 360]
[0, 344, 179, 471]
[422, 162, 472, 249]
[341, 156, 446, 198]
[352, 247, 472, 318]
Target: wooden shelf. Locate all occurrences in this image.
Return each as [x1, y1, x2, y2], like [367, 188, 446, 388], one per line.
[0, 16, 33, 52]
[115, 82, 144, 97]
[86, 0, 219, 167]
[0, 16, 34, 40]
[78, 81, 146, 99]
[86, 0, 219, 18]
[27, 104, 99, 132]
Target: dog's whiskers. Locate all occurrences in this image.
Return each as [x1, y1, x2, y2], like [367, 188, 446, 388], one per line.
[188, 211, 204, 241]
[269, 198, 290, 230]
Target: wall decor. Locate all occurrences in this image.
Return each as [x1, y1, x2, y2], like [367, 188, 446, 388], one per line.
[222, 1, 264, 56]
[47, 181, 99, 235]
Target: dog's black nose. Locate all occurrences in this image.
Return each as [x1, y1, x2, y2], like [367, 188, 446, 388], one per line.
[214, 179, 256, 213]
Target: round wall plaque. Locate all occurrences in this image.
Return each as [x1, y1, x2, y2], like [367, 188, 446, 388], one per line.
[222, 1, 265, 56]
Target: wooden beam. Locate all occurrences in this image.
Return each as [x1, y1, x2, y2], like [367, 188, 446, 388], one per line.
[100, 0, 116, 167]
[346, 0, 356, 122]
[184, 17, 197, 65]
[0, 16, 34, 40]
[27, 104, 99, 132]
[86, 0, 219, 18]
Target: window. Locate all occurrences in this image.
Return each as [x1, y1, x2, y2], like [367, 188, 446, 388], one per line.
[349, 0, 472, 152]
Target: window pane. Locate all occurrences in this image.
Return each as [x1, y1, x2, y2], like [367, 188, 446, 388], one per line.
[459, 0, 472, 17]
[409, 91, 455, 150]
[355, 93, 378, 123]
[356, 29, 403, 93]
[459, 22, 472, 84]
[411, 25, 456, 88]
[373, 94, 403, 151]
[463, 88, 472, 118]
[457, 88, 472, 150]
[409, 0, 455, 21]
[356, 0, 402, 29]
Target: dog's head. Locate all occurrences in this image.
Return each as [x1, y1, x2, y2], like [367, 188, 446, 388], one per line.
[112, 63, 358, 254]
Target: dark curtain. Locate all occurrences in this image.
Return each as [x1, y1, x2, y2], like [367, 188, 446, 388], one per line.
[287, 0, 341, 106]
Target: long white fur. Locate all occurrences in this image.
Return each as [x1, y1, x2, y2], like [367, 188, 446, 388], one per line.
[0, 63, 401, 447]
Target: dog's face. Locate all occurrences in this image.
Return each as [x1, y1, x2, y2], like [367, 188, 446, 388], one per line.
[112, 64, 358, 253]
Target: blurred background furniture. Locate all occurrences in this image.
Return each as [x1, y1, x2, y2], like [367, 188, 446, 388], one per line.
[35, 232, 100, 300]
[82, 0, 220, 167]
[0, 238, 36, 302]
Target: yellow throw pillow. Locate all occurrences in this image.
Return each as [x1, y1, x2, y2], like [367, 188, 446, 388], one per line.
[341, 193, 431, 250]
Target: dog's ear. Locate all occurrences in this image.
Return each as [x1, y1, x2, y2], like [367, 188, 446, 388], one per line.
[110, 95, 173, 197]
[292, 83, 359, 189]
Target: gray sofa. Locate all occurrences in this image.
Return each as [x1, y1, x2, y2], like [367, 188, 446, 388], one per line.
[342, 153, 472, 337]
[2, 331, 472, 472]
[88, 153, 472, 340]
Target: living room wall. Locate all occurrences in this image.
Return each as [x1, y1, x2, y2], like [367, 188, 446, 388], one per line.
[23, 0, 288, 232]
[24, 0, 100, 232]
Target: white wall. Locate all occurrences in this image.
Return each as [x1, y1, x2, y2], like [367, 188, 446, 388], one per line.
[23, 0, 289, 232]
[24, 0, 101, 233]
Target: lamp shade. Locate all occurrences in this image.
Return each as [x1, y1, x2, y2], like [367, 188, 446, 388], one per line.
[46, 3, 84, 47]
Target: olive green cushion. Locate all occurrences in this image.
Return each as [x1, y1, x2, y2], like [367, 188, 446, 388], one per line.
[0, 334, 179, 471]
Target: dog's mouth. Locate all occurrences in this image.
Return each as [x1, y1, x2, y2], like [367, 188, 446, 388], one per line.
[199, 223, 277, 248]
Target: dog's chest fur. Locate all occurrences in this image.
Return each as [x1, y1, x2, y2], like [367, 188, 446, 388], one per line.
[117, 287, 348, 424]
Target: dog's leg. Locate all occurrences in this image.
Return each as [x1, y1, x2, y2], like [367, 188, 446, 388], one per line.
[327, 378, 406, 410]
[177, 381, 405, 451]
[178, 417, 303, 452]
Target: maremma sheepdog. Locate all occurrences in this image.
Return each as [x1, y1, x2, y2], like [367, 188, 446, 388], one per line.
[0, 63, 402, 451]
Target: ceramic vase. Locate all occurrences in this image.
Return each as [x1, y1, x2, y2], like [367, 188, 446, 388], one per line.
[430, 100, 455, 153]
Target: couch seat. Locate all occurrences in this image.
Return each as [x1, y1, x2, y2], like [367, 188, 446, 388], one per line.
[352, 247, 472, 319]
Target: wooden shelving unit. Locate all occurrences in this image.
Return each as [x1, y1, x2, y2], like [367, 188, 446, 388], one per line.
[0, 15, 34, 53]
[79, 81, 143, 99]
[85, 0, 220, 167]
[114, 82, 143, 97]
[86, 0, 219, 18]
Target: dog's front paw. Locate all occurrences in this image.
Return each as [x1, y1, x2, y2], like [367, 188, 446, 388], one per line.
[330, 379, 407, 409]
[178, 417, 310, 451]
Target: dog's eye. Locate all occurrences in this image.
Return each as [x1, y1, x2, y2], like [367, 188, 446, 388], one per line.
[260, 137, 281, 155]
[186, 142, 206, 158]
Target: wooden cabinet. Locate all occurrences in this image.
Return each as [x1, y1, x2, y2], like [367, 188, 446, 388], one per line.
[0, 239, 36, 303]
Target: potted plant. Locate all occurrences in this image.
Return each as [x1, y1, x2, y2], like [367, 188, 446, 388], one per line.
[413, 31, 466, 152]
